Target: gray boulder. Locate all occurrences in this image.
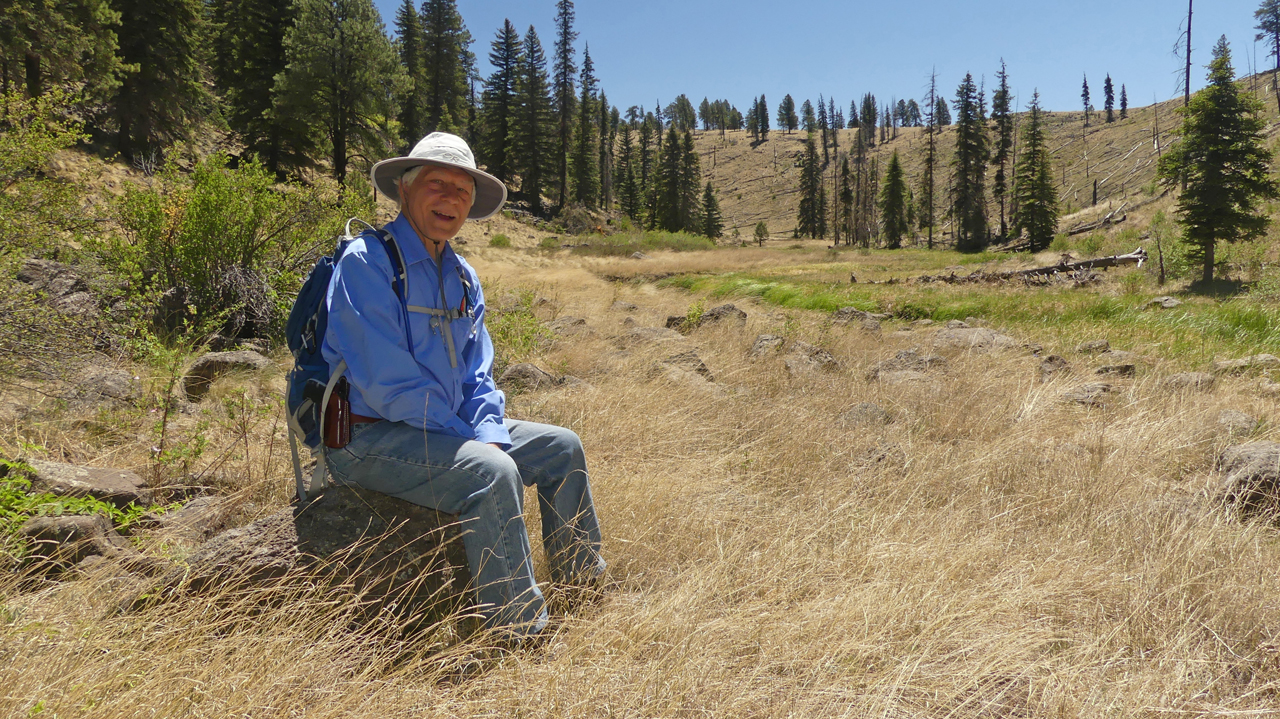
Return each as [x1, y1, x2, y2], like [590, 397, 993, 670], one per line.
[784, 340, 840, 375]
[1095, 364, 1136, 377]
[149, 496, 235, 543]
[1217, 410, 1258, 437]
[1039, 355, 1071, 382]
[1163, 372, 1217, 392]
[661, 349, 714, 381]
[697, 303, 748, 329]
[548, 316, 590, 336]
[832, 306, 891, 325]
[1148, 296, 1183, 309]
[867, 349, 947, 381]
[1062, 383, 1115, 407]
[70, 367, 142, 404]
[24, 459, 152, 508]
[611, 301, 639, 312]
[1097, 350, 1139, 365]
[498, 363, 556, 390]
[932, 327, 1020, 352]
[127, 485, 470, 627]
[20, 514, 167, 576]
[1075, 339, 1110, 354]
[1218, 442, 1280, 515]
[184, 350, 272, 400]
[1213, 354, 1280, 374]
[16, 258, 98, 317]
[748, 334, 785, 359]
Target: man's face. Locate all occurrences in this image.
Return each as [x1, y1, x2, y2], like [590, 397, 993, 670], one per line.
[401, 165, 475, 242]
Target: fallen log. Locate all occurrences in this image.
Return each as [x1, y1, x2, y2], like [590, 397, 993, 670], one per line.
[912, 248, 1147, 285]
[1066, 202, 1129, 236]
[1009, 247, 1147, 278]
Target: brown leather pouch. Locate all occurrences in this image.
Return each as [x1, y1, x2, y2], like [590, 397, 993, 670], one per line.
[323, 377, 351, 449]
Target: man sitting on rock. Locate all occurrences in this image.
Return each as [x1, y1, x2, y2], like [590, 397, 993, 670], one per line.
[321, 132, 605, 640]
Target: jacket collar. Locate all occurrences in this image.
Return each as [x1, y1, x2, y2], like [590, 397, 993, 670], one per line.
[386, 213, 457, 269]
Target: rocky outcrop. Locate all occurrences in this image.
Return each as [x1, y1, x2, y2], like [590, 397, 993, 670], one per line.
[1148, 296, 1183, 309]
[660, 349, 714, 382]
[1075, 339, 1110, 354]
[16, 258, 99, 317]
[867, 349, 947, 381]
[932, 327, 1021, 352]
[1218, 442, 1280, 515]
[784, 341, 840, 375]
[24, 459, 152, 508]
[127, 485, 471, 628]
[1212, 354, 1280, 374]
[184, 350, 272, 400]
[1039, 355, 1071, 382]
[1162, 372, 1216, 393]
[1062, 383, 1115, 407]
[748, 334, 785, 359]
[20, 514, 167, 576]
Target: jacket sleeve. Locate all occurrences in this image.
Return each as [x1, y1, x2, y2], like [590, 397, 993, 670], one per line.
[457, 277, 510, 447]
[325, 242, 476, 437]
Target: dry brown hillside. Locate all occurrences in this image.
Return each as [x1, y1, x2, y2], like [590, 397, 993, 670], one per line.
[697, 74, 1280, 242]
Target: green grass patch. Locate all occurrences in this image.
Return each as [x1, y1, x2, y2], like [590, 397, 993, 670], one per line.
[570, 230, 715, 256]
[488, 233, 511, 248]
[485, 286, 552, 375]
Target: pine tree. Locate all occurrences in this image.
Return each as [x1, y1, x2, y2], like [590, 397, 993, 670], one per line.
[1, 0, 124, 103]
[1103, 73, 1115, 123]
[1257, 0, 1280, 113]
[109, 0, 211, 159]
[746, 96, 759, 140]
[698, 97, 712, 131]
[1119, 84, 1128, 119]
[817, 94, 829, 165]
[922, 72, 939, 248]
[478, 19, 520, 183]
[274, 0, 406, 184]
[421, 0, 472, 134]
[878, 150, 908, 249]
[950, 72, 989, 251]
[570, 45, 598, 207]
[800, 99, 815, 132]
[859, 93, 877, 146]
[934, 97, 950, 126]
[848, 99, 858, 128]
[665, 94, 697, 131]
[390, 0, 425, 149]
[210, 0, 306, 174]
[905, 99, 922, 127]
[678, 131, 702, 232]
[778, 94, 797, 134]
[1158, 37, 1279, 284]
[617, 122, 640, 220]
[758, 94, 769, 138]
[552, 0, 577, 210]
[511, 25, 553, 215]
[599, 94, 615, 209]
[638, 110, 654, 203]
[990, 60, 1014, 238]
[1081, 73, 1091, 126]
[1010, 91, 1058, 251]
[701, 182, 723, 238]
[652, 126, 682, 232]
[828, 96, 840, 156]
[796, 134, 823, 238]
[838, 154, 854, 244]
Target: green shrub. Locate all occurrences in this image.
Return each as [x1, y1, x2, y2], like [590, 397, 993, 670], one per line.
[484, 286, 552, 375]
[488, 233, 512, 248]
[0, 90, 90, 251]
[99, 155, 371, 341]
[538, 236, 561, 250]
[1079, 232, 1105, 256]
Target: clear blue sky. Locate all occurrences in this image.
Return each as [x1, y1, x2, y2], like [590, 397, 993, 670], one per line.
[374, 0, 1261, 115]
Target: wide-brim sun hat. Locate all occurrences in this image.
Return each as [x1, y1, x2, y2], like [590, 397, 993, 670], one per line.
[370, 132, 507, 220]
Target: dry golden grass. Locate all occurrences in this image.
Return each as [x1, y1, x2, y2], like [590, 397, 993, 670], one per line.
[4, 251, 1280, 718]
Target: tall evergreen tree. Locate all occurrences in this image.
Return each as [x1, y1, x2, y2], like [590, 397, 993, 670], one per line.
[934, 96, 951, 126]
[1158, 37, 1279, 283]
[1103, 73, 1115, 122]
[392, 0, 425, 148]
[211, 0, 306, 174]
[878, 150, 908, 249]
[511, 25, 552, 214]
[1010, 91, 1058, 251]
[859, 93, 877, 145]
[950, 72, 989, 251]
[1119, 84, 1128, 119]
[778, 94, 798, 133]
[796, 135, 825, 238]
[838, 153, 854, 244]
[478, 19, 520, 183]
[599, 94, 615, 208]
[817, 94, 829, 166]
[109, 0, 211, 159]
[1, 0, 124, 103]
[905, 99, 922, 126]
[678, 131, 702, 231]
[758, 94, 769, 138]
[922, 72, 939, 248]
[652, 126, 683, 231]
[570, 44, 598, 207]
[1081, 73, 1091, 126]
[617, 121, 640, 220]
[990, 60, 1014, 238]
[746, 96, 760, 140]
[1257, 0, 1280, 113]
[800, 99, 815, 132]
[701, 182, 723, 238]
[421, 0, 472, 133]
[551, 0, 576, 210]
[828, 96, 840, 156]
[274, 0, 406, 184]
[638, 109, 655, 205]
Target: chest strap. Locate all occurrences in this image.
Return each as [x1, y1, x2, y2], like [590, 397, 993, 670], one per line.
[407, 304, 460, 368]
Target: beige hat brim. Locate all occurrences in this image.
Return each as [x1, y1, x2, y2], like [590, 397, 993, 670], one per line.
[370, 157, 507, 220]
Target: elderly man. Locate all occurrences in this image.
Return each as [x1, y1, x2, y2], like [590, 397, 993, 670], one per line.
[321, 132, 605, 639]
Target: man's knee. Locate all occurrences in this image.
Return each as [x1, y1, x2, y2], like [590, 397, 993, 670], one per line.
[458, 444, 522, 511]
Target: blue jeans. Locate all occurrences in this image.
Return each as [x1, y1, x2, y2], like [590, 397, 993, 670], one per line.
[325, 418, 604, 637]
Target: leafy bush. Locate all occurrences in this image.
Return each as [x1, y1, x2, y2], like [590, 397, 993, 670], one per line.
[0, 90, 90, 251]
[569, 230, 715, 257]
[488, 233, 511, 248]
[538, 236, 561, 250]
[484, 286, 552, 376]
[99, 155, 372, 341]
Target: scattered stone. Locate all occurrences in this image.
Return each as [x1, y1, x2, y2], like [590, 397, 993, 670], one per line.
[832, 306, 891, 325]
[842, 402, 891, 426]
[498, 363, 557, 390]
[932, 327, 1021, 352]
[629, 252, 649, 260]
[1096, 364, 1136, 377]
[1062, 383, 1115, 407]
[184, 350, 272, 400]
[1217, 410, 1258, 437]
[964, 316, 986, 327]
[1162, 372, 1217, 392]
[910, 319, 935, 328]
[784, 341, 841, 375]
[20, 514, 166, 576]
[1075, 339, 1110, 354]
[1260, 379, 1280, 396]
[548, 316, 590, 336]
[16, 258, 98, 317]
[126, 485, 470, 626]
[24, 459, 153, 508]
[1212, 354, 1280, 374]
[665, 315, 687, 330]
[858, 317, 882, 334]
[866, 349, 947, 381]
[1097, 350, 1139, 364]
[696, 304, 748, 329]
[620, 316, 639, 327]
[1218, 442, 1280, 515]
[611, 301, 639, 312]
[748, 334, 785, 359]
[1148, 296, 1183, 309]
[1023, 342, 1044, 356]
[148, 496, 235, 544]
[1039, 355, 1071, 382]
[945, 320, 970, 329]
[70, 367, 141, 404]
[661, 350, 714, 381]
[614, 326, 683, 348]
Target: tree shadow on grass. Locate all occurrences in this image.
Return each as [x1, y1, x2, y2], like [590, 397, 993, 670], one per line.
[1186, 278, 1248, 299]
